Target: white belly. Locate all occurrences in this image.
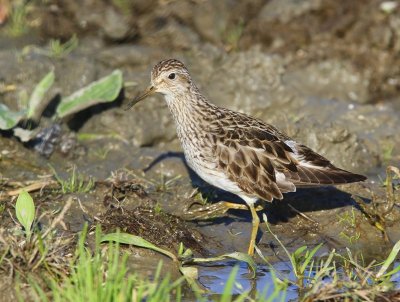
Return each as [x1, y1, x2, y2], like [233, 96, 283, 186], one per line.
[181, 139, 258, 206]
[183, 149, 242, 195]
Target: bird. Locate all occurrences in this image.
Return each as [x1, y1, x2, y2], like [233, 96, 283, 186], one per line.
[125, 59, 367, 256]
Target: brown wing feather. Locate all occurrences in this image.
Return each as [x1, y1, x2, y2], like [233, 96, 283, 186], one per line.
[212, 110, 366, 202]
[215, 140, 285, 201]
[277, 144, 367, 185]
[214, 127, 294, 201]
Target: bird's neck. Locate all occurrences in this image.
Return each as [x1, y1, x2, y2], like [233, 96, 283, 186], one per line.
[164, 85, 215, 129]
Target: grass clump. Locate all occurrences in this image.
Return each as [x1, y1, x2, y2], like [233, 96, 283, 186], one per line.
[50, 165, 95, 194]
[223, 20, 245, 52]
[3, 191, 184, 301]
[151, 173, 182, 193]
[0, 192, 74, 284]
[354, 165, 400, 240]
[30, 226, 183, 302]
[48, 35, 79, 59]
[4, 1, 28, 37]
[337, 207, 361, 244]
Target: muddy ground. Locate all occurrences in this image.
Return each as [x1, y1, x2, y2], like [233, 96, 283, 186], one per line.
[0, 0, 400, 300]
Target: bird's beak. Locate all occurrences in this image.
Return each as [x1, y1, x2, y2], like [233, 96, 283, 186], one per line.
[124, 85, 155, 110]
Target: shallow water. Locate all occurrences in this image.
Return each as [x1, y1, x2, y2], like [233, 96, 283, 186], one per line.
[199, 262, 297, 301]
[198, 260, 400, 301]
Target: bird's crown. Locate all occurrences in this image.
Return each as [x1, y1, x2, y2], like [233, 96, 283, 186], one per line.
[151, 59, 189, 80]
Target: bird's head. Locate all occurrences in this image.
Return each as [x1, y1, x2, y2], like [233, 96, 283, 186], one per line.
[125, 59, 192, 109]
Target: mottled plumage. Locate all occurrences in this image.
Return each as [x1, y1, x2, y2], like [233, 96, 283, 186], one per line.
[126, 59, 367, 256]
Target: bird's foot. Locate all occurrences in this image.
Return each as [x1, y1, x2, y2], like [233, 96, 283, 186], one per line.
[182, 201, 263, 221]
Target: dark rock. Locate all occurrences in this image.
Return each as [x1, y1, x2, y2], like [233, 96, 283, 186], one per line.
[31, 123, 62, 157]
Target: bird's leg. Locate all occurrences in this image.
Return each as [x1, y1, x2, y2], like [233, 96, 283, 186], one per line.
[183, 201, 263, 220]
[247, 203, 260, 256]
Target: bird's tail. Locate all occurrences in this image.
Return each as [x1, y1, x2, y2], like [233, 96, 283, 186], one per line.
[285, 165, 367, 186]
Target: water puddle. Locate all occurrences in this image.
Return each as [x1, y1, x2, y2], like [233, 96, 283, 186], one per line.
[197, 260, 400, 301]
[199, 262, 296, 301]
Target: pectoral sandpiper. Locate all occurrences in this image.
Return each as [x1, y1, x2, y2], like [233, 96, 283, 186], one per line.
[126, 59, 367, 256]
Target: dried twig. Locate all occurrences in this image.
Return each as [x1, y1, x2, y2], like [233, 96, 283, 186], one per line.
[42, 197, 73, 239]
[287, 203, 318, 224]
[7, 179, 58, 196]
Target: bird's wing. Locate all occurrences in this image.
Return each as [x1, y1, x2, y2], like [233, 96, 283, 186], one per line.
[211, 117, 366, 202]
[212, 124, 297, 202]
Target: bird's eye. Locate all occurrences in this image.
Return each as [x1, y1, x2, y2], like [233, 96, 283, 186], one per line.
[168, 73, 176, 79]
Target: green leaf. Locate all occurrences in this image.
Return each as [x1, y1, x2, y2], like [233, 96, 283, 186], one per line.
[376, 240, 400, 278]
[27, 71, 55, 121]
[223, 252, 257, 278]
[0, 103, 26, 130]
[56, 69, 123, 118]
[101, 232, 177, 261]
[15, 190, 35, 240]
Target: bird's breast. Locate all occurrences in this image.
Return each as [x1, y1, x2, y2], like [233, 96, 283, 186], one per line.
[174, 122, 213, 169]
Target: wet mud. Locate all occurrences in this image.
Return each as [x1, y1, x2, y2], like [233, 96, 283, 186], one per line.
[1, 0, 400, 300]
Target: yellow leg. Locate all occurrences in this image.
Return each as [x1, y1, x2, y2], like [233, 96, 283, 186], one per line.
[247, 203, 260, 256]
[215, 201, 250, 211]
[184, 200, 263, 220]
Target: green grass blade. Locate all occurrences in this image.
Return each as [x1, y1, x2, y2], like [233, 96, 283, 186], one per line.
[0, 103, 26, 130]
[317, 249, 335, 279]
[27, 70, 55, 121]
[49, 35, 78, 59]
[376, 240, 400, 278]
[15, 275, 26, 302]
[380, 263, 400, 279]
[56, 69, 123, 119]
[220, 266, 239, 302]
[293, 246, 307, 259]
[28, 224, 187, 301]
[28, 276, 50, 302]
[300, 244, 322, 274]
[15, 190, 35, 240]
[101, 232, 177, 261]
[263, 214, 297, 275]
